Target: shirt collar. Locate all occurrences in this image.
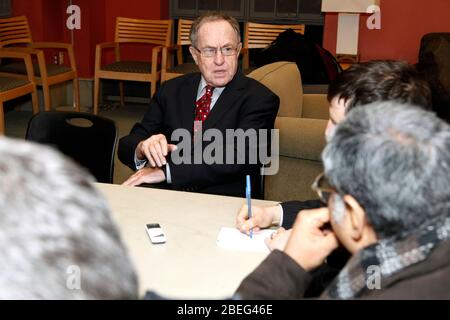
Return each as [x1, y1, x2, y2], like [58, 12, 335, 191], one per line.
[197, 76, 225, 97]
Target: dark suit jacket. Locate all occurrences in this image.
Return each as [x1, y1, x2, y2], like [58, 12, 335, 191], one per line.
[118, 71, 279, 197]
[280, 200, 323, 229]
[279, 199, 350, 297]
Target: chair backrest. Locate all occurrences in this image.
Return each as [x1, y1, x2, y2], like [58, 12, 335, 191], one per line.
[0, 16, 32, 47]
[115, 17, 173, 46]
[174, 19, 193, 65]
[248, 61, 303, 118]
[177, 19, 193, 45]
[244, 22, 305, 49]
[26, 112, 118, 184]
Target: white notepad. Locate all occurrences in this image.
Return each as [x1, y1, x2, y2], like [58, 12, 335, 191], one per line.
[216, 227, 275, 253]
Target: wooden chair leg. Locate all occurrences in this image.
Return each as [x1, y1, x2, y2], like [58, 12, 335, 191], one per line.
[31, 89, 39, 114]
[93, 76, 100, 115]
[43, 85, 52, 112]
[73, 77, 80, 112]
[0, 101, 4, 135]
[119, 81, 125, 107]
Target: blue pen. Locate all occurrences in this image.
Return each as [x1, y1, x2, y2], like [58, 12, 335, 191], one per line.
[246, 175, 252, 239]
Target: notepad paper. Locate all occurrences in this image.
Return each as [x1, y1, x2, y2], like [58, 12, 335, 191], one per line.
[216, 227, 275, 253]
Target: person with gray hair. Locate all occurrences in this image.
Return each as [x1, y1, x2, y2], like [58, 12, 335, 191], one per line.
[0, 137, 138, 299]
[118, 12, 279, 197]
[236, 102, 450, 299]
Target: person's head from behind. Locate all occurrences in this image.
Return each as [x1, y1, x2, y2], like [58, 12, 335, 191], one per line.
[319, 102, 450, 254]
[325, 60, 432, 141]
[0, 138, 138, 299]
[189, 13, 242, 87]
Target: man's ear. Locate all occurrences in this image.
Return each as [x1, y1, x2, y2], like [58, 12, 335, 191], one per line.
[189, 46, 199, 65]
[236, 42, 242, 56]
[343, 195, 366, 241]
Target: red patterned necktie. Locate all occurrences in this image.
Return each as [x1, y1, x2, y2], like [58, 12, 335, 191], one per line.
[194, 85, 214, 133]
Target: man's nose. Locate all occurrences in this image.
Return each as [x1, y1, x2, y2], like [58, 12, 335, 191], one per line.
[214, 49, 225, 65]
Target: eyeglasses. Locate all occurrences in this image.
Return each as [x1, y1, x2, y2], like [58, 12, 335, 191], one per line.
[193, 46, 239, 58]
[311, 172, 337, 205]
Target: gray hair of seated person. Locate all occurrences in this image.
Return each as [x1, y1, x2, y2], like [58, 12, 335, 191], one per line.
[322, 102, 450, 239]
[190, 13, 241, 47]
[0, 138, 138, 299]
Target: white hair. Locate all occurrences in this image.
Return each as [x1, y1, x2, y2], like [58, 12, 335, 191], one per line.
[0, 137, 138, 299]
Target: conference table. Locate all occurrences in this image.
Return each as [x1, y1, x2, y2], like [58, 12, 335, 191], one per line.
[94, 183, 278, 299]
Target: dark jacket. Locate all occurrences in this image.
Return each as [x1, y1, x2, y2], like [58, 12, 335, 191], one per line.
[118, 72, 279, 197]
[279, 200, 351, 297]
[236, 239, 450, 299]
[280, 200, 323, 229]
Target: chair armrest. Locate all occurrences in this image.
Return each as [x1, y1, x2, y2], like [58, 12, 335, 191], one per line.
[31, 42, 72, 50]
[302, 94, 329, 120]
[275, 117, 327, 161]
[161, 45, 182, 72]
[151, 45, 163, 74]
[96, 42, 119, 50]
[152, 45, 163, 55]
[1, 46, 41, 55]
[0, 49, 36, 82]
[1, 46, 48, 78]
[0, 50, 31, 59]
[241, 47, 249, 70]
[166, 44, 180, 52]
[95, 42, 120, 71]
[31, 42, 77, 71]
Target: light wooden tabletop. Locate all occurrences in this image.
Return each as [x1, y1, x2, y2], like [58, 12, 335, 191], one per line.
[94, 183, 278, 299]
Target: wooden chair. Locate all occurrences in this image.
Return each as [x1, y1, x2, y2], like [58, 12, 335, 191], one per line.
[0, 16, 80, 112]
[0, 49, 39, 134]
[94, 17, 173, 115]
[161, 19, 198, 83]
[242, 22, 305, 71]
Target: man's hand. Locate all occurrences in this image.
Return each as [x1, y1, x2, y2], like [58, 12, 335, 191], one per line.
[284, 208, 339, 272]
[265, 228, 291, 251]
[136, 134, 178, 168]
[122, 167, 166, 187]
[236, 204, 281, 235]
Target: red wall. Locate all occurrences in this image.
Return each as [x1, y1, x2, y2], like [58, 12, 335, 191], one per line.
[16, 0, 449, 77]
[13, 0, 169, 78]
[323, 0, 450, 64]
[12, 0, 45, 41]
[13, 0, 68, 65]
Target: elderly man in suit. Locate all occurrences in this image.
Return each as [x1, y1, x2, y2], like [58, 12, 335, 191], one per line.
[118, 13, 279, 197]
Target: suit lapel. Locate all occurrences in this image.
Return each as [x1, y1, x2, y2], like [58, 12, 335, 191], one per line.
[180, 73, 201, 134]
[203, 72, 247, 132]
